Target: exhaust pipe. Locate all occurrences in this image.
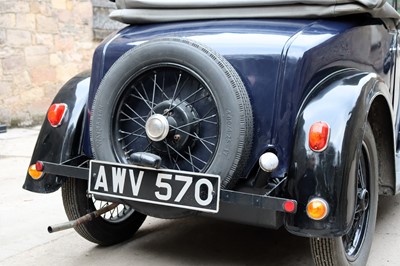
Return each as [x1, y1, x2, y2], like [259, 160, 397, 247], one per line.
[48, 202, 119, 233]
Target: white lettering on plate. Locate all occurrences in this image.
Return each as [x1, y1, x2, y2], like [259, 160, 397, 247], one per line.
[174, 175, 193, 202]
[155, 173, 172, 201]
[94, 165, 108, 192]
[112, 167, 126, 194]
[195, 178, 213, 206]
[129, 169, 144, 196]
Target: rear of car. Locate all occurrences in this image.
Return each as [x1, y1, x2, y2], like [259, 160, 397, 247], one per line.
[23, 1, 400, 265]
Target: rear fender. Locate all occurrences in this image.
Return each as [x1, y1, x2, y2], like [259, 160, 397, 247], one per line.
[285, 69, 392, 237]
[23, 71, 90, 193]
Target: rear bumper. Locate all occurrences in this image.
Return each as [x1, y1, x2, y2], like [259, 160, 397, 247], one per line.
[27, 158, 297, 229]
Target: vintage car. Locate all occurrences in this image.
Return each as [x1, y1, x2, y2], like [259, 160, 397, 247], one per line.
[23, 0, 400, 265]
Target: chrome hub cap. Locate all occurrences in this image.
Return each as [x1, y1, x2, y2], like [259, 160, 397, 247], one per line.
[145, 114, 170, 142]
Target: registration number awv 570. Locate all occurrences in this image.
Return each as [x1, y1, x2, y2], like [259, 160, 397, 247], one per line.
[88, 160, 220, 213]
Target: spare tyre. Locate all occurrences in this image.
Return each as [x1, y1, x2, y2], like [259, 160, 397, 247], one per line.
[90, 37, 253, 218]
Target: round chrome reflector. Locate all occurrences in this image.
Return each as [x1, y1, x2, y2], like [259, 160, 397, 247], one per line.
[145, 114, 169, 142]
[259, 152, 279, 172]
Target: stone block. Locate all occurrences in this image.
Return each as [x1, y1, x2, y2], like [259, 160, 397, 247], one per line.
[36, 15, 58, 33]
[16, 13, 36, 31]
[0, 46, 15, 59]
[34, 33, 54, 48]
[49, 53, 62, 66]
[0, 29, 5, 45]
[75, 1, 93, 20]
[26, 54, 50, 68]
[20, 88, 45, 102]
[30, 1, 53, 16]
[6, 29, 32, 46]
[0, 1, 30, 14]
[51, 0, 67, 10]
[24, 45, 49, 56]
[31, 65, 57, 85]
[2, 54, 25, 74]
[3, 95, 21, 107]
[77, 41, 96, 51]
[54, 35, 74, 51]
[0, 81, 12, 97]
[0, 107, 11, 124]
[44, 82, 61, 96]
[56, 63, 79, 83]
[0, 13, 16, 28]
[66, 0, 74, 11]
[58, 10, 72, 23]
[12, 70, 31, 89]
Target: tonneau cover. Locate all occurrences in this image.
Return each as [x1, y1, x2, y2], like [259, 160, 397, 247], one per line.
[111, 0, 400, 24]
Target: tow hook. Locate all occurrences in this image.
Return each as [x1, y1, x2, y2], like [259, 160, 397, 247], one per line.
[47, 202, 119, 233]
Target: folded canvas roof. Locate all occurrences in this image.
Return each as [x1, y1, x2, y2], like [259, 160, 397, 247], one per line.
[110, 0, 400, 24]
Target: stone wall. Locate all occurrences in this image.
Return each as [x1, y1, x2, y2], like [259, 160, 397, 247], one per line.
[0, 0, 100, 126]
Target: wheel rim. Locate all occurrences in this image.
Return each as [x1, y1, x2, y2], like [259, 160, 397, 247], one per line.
[112, 64, 219, 173]
[343, 144, 370, 260]
[92, 198, 134, 223]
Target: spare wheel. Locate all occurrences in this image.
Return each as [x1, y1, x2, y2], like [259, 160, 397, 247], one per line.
[90, 37, 253, 218]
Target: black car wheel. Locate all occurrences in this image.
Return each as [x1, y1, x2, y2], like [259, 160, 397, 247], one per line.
[310, 122, 378, 266]
[90, 37, 253, 218]
[62, 178, 146, 245]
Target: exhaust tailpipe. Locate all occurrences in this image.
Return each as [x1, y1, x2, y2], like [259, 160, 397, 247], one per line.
[48, 202, 119, 233]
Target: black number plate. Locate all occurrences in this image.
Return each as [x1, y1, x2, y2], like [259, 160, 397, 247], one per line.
[88, 160, 220, 213]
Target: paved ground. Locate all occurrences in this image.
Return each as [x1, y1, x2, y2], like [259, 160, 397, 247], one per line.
[1, 127, 400, 265]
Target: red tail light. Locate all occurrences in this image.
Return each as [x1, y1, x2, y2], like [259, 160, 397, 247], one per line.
[309, 121, 330, 152]
[283, 200, 297, 213]
[47, 103, 67, 127]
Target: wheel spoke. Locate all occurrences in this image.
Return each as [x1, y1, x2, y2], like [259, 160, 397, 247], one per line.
[168, 86, 204, 113]
[185, 91, 211, 107]
[169, 72, 182, 110]
[130, 92, 153, 111]
[187, 146, 195, 172]
[125, 104, 146, 123]
[140, 82, 151, 105]
[194, 132, 214, 154]
[169, 125, 216, 147]
[173, 156, 181, 170]
[163, 140, 201, 172]
[118, 129, 146, 142]
[151, 73, 157, 115]
[151, 73, 169, 100]
[92, 198, 133, 223]
[165, 142, 174, 168]
[185, 150, 208, 166]
[175, 114, 217, 129]
[122, 134, 148, 150]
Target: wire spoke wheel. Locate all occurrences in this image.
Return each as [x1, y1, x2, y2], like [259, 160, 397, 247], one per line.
[342, 151, 370, 259]
[113, 65, 219, 173]
[92, 198, 134, 223]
